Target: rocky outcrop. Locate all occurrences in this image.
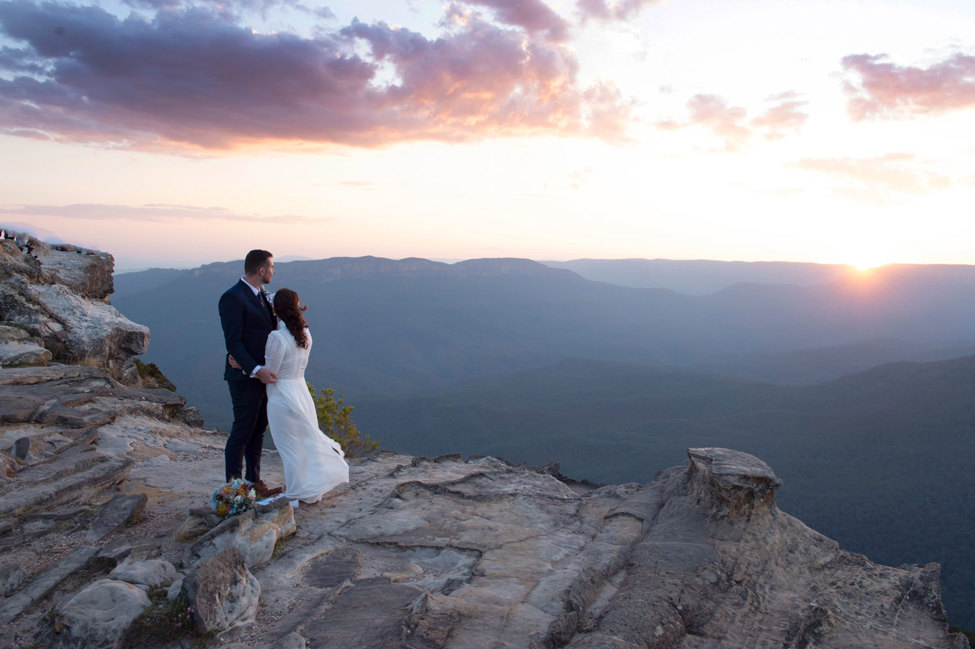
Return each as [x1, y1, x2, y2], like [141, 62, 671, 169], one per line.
[0, 235, 969, 649]
[0, 324, 52, 368]
[0, 236, 148, 369]
[224, 450, 966, 649]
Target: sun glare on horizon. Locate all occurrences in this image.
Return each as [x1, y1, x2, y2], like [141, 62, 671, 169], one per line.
[853, 259, 885, 271]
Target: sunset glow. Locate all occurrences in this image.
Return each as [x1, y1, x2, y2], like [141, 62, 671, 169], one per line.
[0, 0, 973, 270]
[853, 260, 885, 272]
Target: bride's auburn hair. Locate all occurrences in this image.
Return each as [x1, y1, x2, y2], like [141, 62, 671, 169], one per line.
[273, 288, 309, 348]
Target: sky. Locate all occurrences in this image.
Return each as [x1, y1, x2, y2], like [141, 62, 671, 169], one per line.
[1, 0, 974, 271]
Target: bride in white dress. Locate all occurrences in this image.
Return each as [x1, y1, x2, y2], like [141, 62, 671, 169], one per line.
[263, 289, 349, 507]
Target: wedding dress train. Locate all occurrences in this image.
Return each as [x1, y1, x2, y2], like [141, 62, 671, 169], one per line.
[264, 322, 349, 504]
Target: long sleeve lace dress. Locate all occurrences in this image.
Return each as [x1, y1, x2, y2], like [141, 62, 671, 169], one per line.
[264, 321, 349, 505]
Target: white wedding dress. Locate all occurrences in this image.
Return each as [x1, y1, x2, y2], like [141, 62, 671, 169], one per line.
[264, 322, 349, 505]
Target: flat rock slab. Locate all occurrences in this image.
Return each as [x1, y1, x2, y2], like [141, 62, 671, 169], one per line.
[0, 453, 134, 516]
[13, 431, 76, 464]
[86, 493, 148, 542]
[0, 545, 99, 624]
[688, 446, 782, 490]
[303, 577, 422, 649]
[0, 364, 107, 386]
[0, 393, 50, 423]
[0, 341, 51, 367]
[304, 547, 360, 590]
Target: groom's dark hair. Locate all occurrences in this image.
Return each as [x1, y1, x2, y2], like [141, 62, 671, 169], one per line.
[244, 250, 273, 275]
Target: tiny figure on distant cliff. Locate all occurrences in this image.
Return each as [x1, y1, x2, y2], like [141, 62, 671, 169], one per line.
[14, 233, 31, 255]
[217, 250, 284, 500]
[262, 288, 349, 507]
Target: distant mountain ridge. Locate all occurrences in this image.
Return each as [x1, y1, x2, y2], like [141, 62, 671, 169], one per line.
[542, 257, 975, 295]
[114, 257, 576, 296]
[113, 255, 975, 427]
[541, 258, 855, 293]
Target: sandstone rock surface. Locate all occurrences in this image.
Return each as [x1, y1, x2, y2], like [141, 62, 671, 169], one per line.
[223, 450, 967, 649]
[109, 557, 179, 588]
[181, 546, 261, 633]
[0, 237, 147, 367]
[87, 493, 148, 541]
[54, 579, 151, 649]
[191, 498, 296, 570]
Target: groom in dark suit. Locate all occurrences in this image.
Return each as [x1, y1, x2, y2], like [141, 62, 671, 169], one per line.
[218, 249, 283, 498]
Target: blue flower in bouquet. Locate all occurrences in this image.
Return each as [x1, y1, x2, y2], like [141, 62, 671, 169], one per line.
[210, 478, 258, 518]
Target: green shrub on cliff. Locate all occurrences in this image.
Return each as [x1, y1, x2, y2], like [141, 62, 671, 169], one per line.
[133, 358, 176, 391]
[307, 383, 378, 458]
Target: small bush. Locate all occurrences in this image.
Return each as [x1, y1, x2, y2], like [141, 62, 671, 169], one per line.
[120, 588, 204, 648]
[949, 626, 975, 643]
[134, 358, 177, 391]
[307, 383, 379, 458]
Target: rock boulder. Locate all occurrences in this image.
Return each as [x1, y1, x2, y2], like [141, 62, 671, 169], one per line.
[109, 557, 179, 589]
[191, 498, 296, 570]
[54, 579, 150, 649]
[181, 546, 261, 634]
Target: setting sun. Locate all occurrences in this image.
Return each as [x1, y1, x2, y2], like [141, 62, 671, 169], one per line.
[853, 258, 887, 271]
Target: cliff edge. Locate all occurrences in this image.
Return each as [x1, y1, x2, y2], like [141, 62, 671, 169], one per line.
[0, 232, 968, 649]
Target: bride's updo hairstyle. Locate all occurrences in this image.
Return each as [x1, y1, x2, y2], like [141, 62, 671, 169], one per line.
[273, 288, 309, 348]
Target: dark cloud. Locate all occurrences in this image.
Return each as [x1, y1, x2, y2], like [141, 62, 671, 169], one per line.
[117, 0, 328, 22]
[0, 0, 630, 150]
[842, 52, 975, 119]
[462, 0, 570, 41]
[0, 45, 46, 74]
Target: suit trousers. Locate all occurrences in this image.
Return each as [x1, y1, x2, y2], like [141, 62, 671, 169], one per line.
[225, 379, 268, 483]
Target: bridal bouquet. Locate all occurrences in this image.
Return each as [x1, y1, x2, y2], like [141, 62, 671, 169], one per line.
[210, 478, 258, 518]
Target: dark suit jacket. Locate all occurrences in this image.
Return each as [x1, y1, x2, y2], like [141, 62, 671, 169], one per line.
[219, 280, 277, 381]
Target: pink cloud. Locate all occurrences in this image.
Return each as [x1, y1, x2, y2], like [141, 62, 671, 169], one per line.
[797, 153, 952, 196]
[463, 0, 570, 42]
[842, 52, 975, 119]
[749, 91, 808, 139]
[0, 1, 630, 150]
[661, 92, 808, 148]
[577, 0, 664, 22]
[684, 94, 750, 141]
